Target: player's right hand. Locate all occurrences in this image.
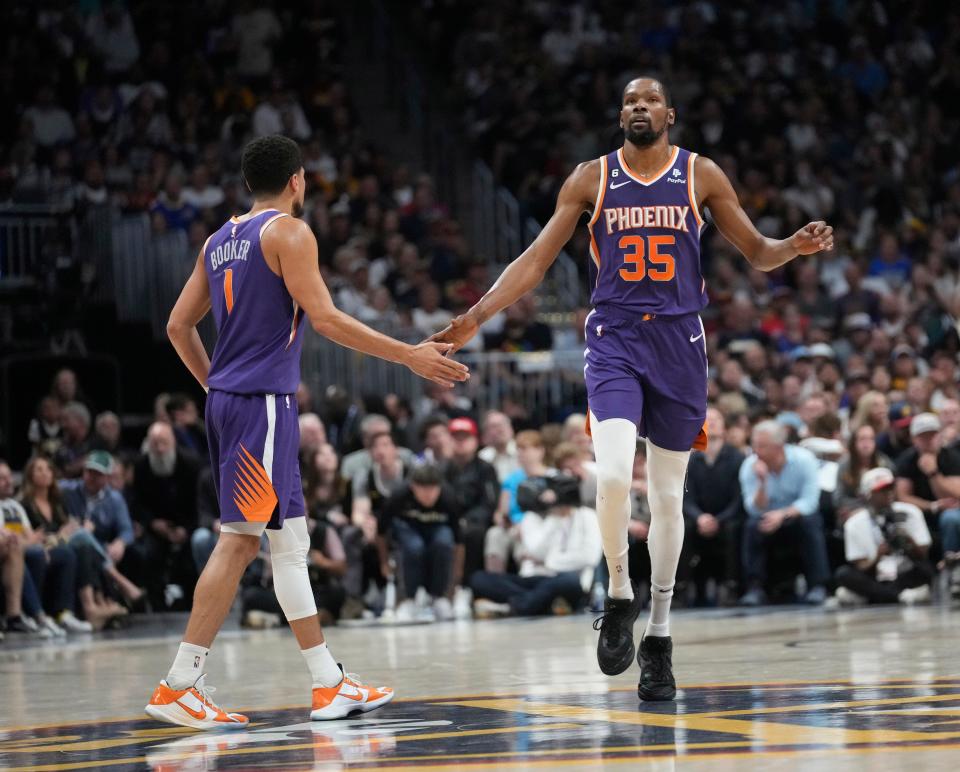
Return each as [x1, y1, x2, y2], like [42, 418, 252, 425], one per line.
[428, 314, 480, 353]
[405, 342, 470, 388]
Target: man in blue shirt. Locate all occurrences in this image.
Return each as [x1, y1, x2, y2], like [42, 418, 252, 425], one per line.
[61, 451, 135, 558]
[739, 420, 830, 606]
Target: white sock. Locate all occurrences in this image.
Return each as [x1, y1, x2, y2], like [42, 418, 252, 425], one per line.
[647, 583, 674, 638]
[644, 440, 690, 639]
[302, 642, 343, 688]
[167, 642, 209, 689]
[590, 414, 638, 601]
[606, 544, 632, 599]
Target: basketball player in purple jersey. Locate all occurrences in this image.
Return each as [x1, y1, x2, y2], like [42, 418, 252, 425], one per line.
[145, 136, 469, 730]
[433, 78, 833, 700]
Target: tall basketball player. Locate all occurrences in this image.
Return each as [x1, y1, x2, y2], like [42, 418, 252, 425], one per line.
[432, 78, 833, 700]
[145, 135, 469, 729]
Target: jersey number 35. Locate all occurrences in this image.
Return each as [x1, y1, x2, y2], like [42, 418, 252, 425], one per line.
[617, 235, 676, 282]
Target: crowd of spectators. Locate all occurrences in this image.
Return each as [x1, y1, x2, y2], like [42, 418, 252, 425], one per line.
[4, 355, 960, 643]
[405, 0, 960, 349]
[3, 1, 960, 647]
[1, 0, 552, 355]
[413, 1, 958, 265]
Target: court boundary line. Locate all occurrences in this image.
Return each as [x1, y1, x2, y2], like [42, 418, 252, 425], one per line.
[2, 675, 959, 733]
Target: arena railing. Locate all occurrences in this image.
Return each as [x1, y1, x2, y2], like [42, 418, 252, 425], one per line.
[0, 204, 77, 290]
[361, 0, 463, 225]
[300, 334, 586, 424]
[109, 214, 194, 340]
[360, 1, 585, 318]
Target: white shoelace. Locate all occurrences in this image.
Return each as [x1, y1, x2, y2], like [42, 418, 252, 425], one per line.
[192, 675, 222, 711]
[343, 672, 374, 690]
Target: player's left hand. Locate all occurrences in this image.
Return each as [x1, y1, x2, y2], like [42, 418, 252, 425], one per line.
[791, 221, 834, 255]
[428, 314, 480, 353]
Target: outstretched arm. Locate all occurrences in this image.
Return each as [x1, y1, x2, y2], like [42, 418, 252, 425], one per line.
[269, 218, 468, 388]
[167, 250, 213, 390]
[697, 156, 833, 272]
[432, 160, 600, 351]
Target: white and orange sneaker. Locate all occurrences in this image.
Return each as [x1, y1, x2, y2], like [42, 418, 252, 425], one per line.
[310, 667, 394, 720]
[145, 675, 249, 731]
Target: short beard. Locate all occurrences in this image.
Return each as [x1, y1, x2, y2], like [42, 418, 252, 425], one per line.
[148, 449, 177, 477]
[625, 123, 665, 147]
[292, 199, 304, 218]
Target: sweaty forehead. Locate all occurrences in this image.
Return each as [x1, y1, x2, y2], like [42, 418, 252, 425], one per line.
[623, 79, 665, 100]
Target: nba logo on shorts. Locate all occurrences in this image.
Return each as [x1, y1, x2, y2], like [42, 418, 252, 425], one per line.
[194, 656, 201, 669]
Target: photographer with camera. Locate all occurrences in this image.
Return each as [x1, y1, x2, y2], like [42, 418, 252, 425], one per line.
[834, 467, 933, 605]
[470, 474, 602, 617]
[894, 412, 960, 596]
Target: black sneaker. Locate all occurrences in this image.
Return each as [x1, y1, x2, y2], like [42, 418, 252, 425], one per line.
[5, 615, 37, 634]
[637, 635, 676, 701]
[592, 587, 641, 676]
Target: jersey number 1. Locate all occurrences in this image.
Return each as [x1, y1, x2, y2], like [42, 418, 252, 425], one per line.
[224, 268, 234, 314]
[618, 235, 676, 282]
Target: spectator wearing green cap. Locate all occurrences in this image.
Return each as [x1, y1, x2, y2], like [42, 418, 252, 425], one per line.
[60, 451, 142, 620]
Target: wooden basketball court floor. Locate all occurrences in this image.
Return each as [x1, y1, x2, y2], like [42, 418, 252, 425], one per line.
[1, 604, 959, 771]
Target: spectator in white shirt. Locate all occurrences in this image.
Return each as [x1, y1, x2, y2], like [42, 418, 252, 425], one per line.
[478, 410, 520, 482]
[24, 87, 75, 148]
[181, 164, 224, 210]
[231, 3, 281, 79]
[834, 467, 934, 605]
[412, 282, 452, 340]
[86, 3, 140, 74]
[252, 86, 311, 140]
[470, 475, 602, 616]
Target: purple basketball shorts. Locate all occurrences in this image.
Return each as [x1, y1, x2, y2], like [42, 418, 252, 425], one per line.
[584, 305, 708, 452]
[205, 389, 304, 528]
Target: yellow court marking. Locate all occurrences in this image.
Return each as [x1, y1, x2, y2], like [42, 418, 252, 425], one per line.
[8, 704, 960, 772]
[3, 675, 959, 733]
[448, 697, 960, 747]
[2, 722, 585, 772]
[312, 743, 960, 772]
[14, 741, 960, 772]
[0, 675, 960, 732]
[693, 690, 960, 718]
[0, 727, 199, 755]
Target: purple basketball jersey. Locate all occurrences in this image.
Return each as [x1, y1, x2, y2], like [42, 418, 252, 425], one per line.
[588, 146, 707, 315]
[204, 210, 306, 395]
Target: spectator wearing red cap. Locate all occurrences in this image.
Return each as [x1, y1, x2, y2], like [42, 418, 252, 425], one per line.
[879, 401, 915, 460]
[443, 417, 500, 617]
[832, 468, 933, 605]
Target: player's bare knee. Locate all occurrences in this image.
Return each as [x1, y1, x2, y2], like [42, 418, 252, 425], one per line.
[216, 533, 261, 565]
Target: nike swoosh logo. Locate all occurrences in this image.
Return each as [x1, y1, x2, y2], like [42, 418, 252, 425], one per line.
[609, 180, 631, 190]
[689, 332, 704, 343]
[175, 699, 207, 721]
[340, 688, 366, 702]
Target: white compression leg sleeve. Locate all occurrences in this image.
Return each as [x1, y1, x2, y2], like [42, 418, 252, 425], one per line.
[589, 413, 638, 600]
[266, 517, 317, 621]
[644, 440, 690, 638]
